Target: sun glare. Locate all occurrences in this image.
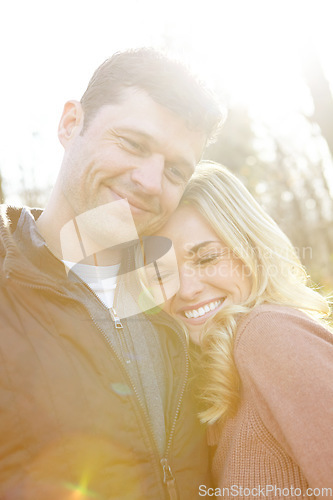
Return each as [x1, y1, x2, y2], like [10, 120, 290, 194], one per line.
[166, 0, 332, 123]
[1, 0, 332, 202]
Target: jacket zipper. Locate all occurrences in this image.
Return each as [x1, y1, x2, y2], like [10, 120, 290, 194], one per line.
[160, 458, 178, 500]
[90, 304, 189, 500]
[108, 306, 123, 328]
[154, 315, 189, 500]
[7, 272, 189, 500]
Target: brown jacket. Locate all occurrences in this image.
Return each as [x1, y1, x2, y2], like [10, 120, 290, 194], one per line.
[0, 205, 210, 500]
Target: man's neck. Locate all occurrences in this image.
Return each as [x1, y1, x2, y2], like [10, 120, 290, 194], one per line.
[36, 210, 122, 266]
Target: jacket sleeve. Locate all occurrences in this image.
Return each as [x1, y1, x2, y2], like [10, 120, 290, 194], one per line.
[235, 307, 333, 489]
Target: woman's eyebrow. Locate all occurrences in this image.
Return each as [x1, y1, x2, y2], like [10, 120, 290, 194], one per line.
[188, 241, 222, 254]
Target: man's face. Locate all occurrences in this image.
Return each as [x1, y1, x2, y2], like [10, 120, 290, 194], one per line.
[58, 88, 206, 237]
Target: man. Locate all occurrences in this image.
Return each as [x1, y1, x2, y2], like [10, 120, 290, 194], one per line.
[0, 48, 222, 499]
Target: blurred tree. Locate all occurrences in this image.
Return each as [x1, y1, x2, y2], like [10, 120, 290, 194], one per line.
[18, 165, 51, 208]
[205, 106, 333, 291]
[0, 170, 4, 204]
[300, 43, 333, 160]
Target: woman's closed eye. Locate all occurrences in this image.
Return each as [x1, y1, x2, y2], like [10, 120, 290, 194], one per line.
[147, 269, 178, 284]
[195, 252, 229, 266]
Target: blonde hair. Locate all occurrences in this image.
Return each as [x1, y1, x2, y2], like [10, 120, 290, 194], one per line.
[181, 161, 332, 424]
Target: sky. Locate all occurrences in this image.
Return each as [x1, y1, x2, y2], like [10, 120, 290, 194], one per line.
[1, 0, 333, 203]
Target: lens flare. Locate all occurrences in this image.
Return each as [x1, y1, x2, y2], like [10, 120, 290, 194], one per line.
[64, 482, 100, 499]
[111, 382, 132, 396]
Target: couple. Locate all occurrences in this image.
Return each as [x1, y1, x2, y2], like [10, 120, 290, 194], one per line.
[0, 47, 331, 499]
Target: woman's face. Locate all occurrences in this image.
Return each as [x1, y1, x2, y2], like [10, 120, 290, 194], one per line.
[153, 206, 252, 344]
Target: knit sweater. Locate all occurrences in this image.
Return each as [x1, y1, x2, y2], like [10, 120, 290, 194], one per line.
[208, 304, 333, 498]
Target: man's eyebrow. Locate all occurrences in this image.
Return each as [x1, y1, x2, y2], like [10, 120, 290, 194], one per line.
[188, 241, 222, 254]
[115, 127, 158, 144]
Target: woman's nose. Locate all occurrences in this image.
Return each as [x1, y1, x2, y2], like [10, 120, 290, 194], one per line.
[177, 265, 204, 301]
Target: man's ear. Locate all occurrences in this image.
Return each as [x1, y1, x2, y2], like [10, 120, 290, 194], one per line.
[58, 100, 84, 147]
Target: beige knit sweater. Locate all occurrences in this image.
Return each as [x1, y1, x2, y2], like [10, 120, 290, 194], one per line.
[208, 304, 333, 499]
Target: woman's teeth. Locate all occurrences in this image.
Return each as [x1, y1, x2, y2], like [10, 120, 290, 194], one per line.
[184, 300, 222, 319]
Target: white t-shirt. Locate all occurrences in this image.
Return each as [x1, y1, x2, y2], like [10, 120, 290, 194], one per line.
[63, 261, 121, 309]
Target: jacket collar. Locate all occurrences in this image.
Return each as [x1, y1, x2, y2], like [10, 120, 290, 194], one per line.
[0, 204, 182, 334]
[0, 204, 69, 286]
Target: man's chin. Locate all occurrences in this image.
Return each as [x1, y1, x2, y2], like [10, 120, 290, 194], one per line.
[136, 214, 170, 237]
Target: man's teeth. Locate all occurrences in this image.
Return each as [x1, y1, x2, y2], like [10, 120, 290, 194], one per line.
[184, 300, 222, 319]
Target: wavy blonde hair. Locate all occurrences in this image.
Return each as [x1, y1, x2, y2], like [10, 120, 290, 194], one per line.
[181, 161, 332, 424]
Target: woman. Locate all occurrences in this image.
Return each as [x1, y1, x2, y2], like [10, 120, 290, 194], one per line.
[150, 162, 333, 495]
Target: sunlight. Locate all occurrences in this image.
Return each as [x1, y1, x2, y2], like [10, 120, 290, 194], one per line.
[64, 481, 99, 499]
[1, 0, 332, 202]
[167, 0, 332, 122]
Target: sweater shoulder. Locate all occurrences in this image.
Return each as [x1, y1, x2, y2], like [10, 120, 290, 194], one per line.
[234, 303, 332, 361]
[237, 303, 310, 330]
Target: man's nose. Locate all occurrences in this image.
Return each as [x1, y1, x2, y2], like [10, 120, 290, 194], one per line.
[131, 154, 164, 195]
[177, 265, 204, 301]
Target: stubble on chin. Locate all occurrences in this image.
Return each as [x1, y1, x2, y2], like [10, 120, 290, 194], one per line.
[136, 212, 171, 237]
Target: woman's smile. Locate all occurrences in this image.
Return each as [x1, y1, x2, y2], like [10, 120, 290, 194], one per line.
[180, 298, 225, 321]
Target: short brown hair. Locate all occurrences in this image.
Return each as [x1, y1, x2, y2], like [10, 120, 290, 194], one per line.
[80, 47, 223, 142]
